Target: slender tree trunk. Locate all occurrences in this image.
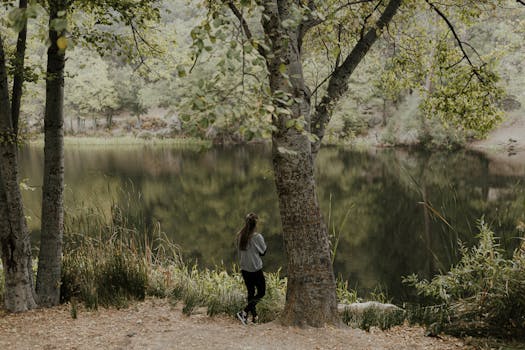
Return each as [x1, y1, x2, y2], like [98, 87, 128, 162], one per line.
[11, 0, 28, 136]
[36, 1, 66, 306]
[0, 34, 37, 312]
[262, 0, 339, 327]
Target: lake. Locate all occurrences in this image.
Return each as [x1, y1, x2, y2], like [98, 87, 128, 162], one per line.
[19, 144, 525, 303]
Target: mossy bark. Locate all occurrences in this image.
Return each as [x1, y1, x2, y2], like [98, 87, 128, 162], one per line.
[261, 0, 339, 327]
[0, 34, 37, 313]
[36, 0, 66, 307]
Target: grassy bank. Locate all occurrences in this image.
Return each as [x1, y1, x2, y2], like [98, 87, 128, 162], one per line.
[2, 213, 524, 341]
[28, 136, 212, 148]
[58, 215, 525, 338]
[58, 224, 358, 323]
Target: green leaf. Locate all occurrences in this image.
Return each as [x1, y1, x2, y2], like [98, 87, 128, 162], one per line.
[26, 4, 40, 19]
[306, 132, 318, 143]
[294, 121, 304, 132]
[244, 42, 253, 54]
[8, 8, 26, 33]
[276, 107, 291, 115]
[177, 65, 186, 78]
[265, 105, 275, 113]
[50, 18, 67, 32]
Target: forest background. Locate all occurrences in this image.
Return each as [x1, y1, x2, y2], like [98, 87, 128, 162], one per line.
[1, 0, 524, 149]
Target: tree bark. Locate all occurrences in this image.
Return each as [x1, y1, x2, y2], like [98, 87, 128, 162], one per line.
[0, 34, 37, 312]
[36, 1, 66, 307]
[261, 0, 339, 327]
[11, 0, 28, 136]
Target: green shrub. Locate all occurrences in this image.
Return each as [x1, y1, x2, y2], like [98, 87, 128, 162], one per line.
[168, 264, 257, 318]
[252, 269, 286, 323]
[96, 252, 147, 307]
[404, 222, 525, 338]
[61, 234, 148, 309]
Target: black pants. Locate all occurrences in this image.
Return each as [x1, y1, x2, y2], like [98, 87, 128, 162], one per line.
[241, 269, 266, 318]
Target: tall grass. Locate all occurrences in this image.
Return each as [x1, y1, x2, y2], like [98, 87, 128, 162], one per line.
[61, 197, 181, 309]
[59, 203, 370, 324]
[61, 233, 149, 309]
[404, 221, 525, 339]
[1, 198, 397, 330]
[30, 136, 211, 148]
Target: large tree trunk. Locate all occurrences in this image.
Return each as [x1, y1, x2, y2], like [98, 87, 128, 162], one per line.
[262, 0, 339, 327]
[271, 133, 339, 326]
[0, 35, 37, 312]
[36, 1, 66, 306]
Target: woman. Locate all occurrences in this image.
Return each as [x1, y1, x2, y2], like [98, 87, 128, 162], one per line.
[236, 212, 267, 325]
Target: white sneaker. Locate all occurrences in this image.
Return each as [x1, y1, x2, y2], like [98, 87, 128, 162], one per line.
[236, 311, 248, 325]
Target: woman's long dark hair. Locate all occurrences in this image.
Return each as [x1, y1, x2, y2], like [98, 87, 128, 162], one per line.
[237, 213, 258, 250]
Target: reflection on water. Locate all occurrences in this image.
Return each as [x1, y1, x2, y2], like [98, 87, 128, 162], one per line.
[19, 144, 525, 302]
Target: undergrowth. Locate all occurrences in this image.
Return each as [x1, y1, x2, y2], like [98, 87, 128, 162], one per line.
[404, 221, 525, 339]
[5, 201, 522, 341]
[13, 201, 514, 336]
[57, 202, 366, 325]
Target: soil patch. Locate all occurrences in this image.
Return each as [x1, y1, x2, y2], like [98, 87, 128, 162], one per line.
[0, 299, 472, 350]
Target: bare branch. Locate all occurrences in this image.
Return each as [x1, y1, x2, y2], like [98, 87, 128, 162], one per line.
[228, 2, 253, 39]
[517, 0, 525, 5]
[131, 22, 161, 54]
[329, 0, 378, 19]
[227, 1, 267, 58]
[444, 55, 465, 70]
[130, 22, 148, 71]
[425, 0, 484, 82]
[360, 0, 384, 39]
[311, 71, 334, 96]
[317, 27, 333, 65]
[335, 23, 342, 68]
[302, 0, 377, 33]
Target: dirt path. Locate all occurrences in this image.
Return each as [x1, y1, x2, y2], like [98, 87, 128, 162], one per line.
[469, 112, 525, 153]
[0, 299, 472, 350]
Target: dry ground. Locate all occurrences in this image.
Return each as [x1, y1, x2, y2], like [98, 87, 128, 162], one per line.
[469, 111, 525, 153]
[0, 299, 475, 350]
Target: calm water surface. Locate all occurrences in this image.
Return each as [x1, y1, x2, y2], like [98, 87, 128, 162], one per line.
[19, 144, 525, 303]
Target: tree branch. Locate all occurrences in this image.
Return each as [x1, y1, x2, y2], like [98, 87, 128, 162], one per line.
[360, 0, 383, 39]
[310, 0, 402, 155]
[328, 0, 378, 21]
[130, 22, 148, 71]
[311, 71, 334, 97]
[11, 0, 28, 137]
[227, 1, 267, 58]
[301, 0, 377, 34]
[517, 0, 525, 5]
[425, 0, 484, 82]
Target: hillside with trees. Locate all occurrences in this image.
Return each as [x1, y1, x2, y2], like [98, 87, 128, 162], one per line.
[1, 0, 523, 147]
